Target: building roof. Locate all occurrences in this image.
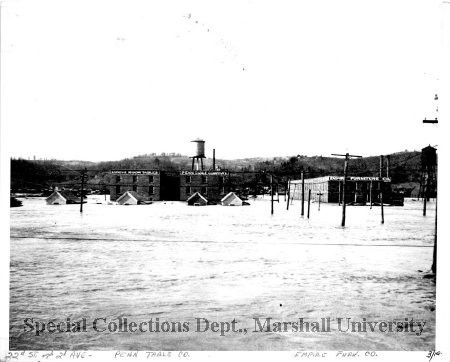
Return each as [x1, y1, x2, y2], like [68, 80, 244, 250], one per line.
[221, 192, 242, 203]
[187, 192, 208, 203]
[46, 190, 79, 203]
[116, 191, 146, 203]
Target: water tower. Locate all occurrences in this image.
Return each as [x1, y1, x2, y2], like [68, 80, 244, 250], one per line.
[190, 138, 206, 170]
[419, 145, 437, 200]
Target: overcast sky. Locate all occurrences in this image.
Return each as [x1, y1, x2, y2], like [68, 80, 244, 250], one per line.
[1, 0, 444, 161]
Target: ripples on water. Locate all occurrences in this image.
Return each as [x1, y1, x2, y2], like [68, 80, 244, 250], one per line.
[10, 197, 435, 350]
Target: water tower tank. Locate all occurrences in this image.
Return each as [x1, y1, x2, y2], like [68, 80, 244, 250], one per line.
[191, 138, 205, 158]
[421, 145, 437, 167]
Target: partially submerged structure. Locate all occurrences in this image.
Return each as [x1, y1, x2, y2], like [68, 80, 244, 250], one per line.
[116, 191, 151, 205]
[289, 176, 400, 205]
[221, 192, 243, 206]
[46, 190, 82, 205]
[109, 170, 230, 203]
[187, 192, 208, 206]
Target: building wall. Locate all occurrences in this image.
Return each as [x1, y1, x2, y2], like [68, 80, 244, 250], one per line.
[109, 170, 229, 202]
[179, 171, 229, 201]
[109, 171, 161, 201]
[289, 176, 392, 204]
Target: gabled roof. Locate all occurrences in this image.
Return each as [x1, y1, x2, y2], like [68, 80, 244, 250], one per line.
[116, 191, 146, 203]
[221, 192, 241, 203]
[187, 192, 208, 203]
[59, 191, 79, 202]
[45, 190, 79, 203]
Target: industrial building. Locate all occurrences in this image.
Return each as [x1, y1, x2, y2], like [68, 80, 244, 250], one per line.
[289, 176, 396, 205]
[179, 170, 228, 201]
[109, 170, 161, 201]
[108, 139, 230, 202]
[109, 170, 230, 202]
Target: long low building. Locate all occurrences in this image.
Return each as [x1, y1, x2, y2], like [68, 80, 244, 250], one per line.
[289, 176, 394, 204]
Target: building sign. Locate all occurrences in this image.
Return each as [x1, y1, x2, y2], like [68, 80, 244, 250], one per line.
[328, 176, 391, 182]
[180, 171, 229, 176]
[110, 170, 160, 175]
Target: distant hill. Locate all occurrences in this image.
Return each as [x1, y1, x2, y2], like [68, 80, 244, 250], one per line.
[10, 150, 423, 192]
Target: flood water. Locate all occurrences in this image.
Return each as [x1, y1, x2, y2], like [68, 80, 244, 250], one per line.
[10, 196, 436, 350]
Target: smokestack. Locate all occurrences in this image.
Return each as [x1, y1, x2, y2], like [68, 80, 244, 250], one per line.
[386, 155, 390, 178]
[379, 155, 384, 178]
[213, 149, 216, 170]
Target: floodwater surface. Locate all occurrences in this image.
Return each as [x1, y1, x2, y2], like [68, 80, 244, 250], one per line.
[10, 196, 436, 350]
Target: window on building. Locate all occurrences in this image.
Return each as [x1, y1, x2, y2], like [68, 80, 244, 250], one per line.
[133, 185, 137, 192]
[115, 176, 121, 183]
[149, 175, 154, 183]
[133, 176, 138, 183]
[201, 175, 207, 184]
[201, 186, 207, 195]
[186, 176, 191, 184]
[186, 186, 191, 194]
[116, 185, 121, 194]
[149, 186, 154, 195]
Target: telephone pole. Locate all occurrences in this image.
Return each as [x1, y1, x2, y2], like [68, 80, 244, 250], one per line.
[80, 168, 86, 213]
[422, 101, 438, 274]
[380, 155, 384, 224]
[332, 153, 362, 227]
[301, 170, 305, 216]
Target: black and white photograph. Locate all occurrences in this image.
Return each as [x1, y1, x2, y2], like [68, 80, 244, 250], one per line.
[1, 0, 450, 359]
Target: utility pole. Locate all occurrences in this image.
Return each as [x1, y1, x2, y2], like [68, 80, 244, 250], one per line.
[286, 180, 291, 210]
[301, 170, 305, 216]
[338, 181, 342, 206]
[422, 104, 438, 275]
[332, 153, 362, 227]
[270, 174, 274, 215]
[432, 161, 437, 274]
[307, 189, 311, 218]
[386, 155, 390, 178]
[380, 155, 384, 224]
[80, 168, 86, 213]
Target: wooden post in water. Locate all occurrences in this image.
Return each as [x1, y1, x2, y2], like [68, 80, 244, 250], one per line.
[423, 175, 428, 216]
[270, 175, 274, 215]
[432, 186, 437, 274]
[332, 152, 362, 227]
[318, 192, 322, 211]
[341, 156, 348, 226]
[338, 181, 342, 206]
[380, 156, 384, 224]
[307, 189, 311, 218]
[80, 169, 86, 213]
[301, 171, 305, 216]
[286, 180, 291, 210]
[432, 160, 437, 274]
